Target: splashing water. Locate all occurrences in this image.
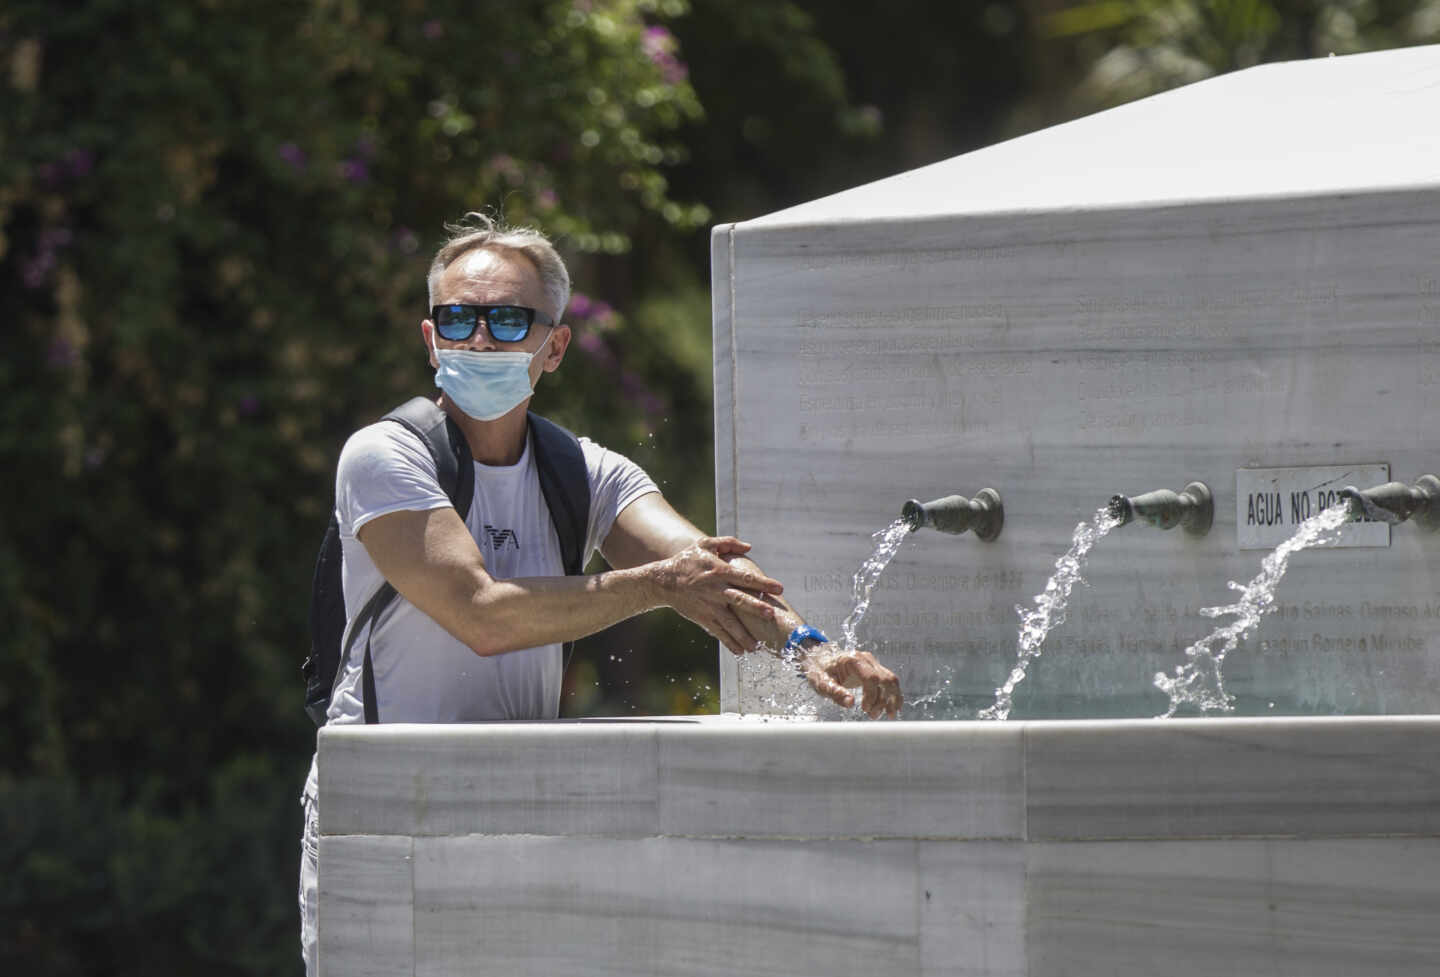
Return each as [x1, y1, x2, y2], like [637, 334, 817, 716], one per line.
[1154, 504, 1351, 717]
[901, 664, 958, 719]
[979, 506, 1123, 721]
[840, 518, 914, 651]
[737, 650, 820, 716]
[740, 518, 912, 717]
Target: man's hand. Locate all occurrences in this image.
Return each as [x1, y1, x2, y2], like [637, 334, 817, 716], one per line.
[797, 648, 903, 719]
[649, 536, 784, 655]
[601, 500, 902, 715]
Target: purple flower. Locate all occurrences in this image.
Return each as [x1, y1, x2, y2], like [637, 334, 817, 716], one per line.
[641, 25, 688, 83]
[239, 395, 260, 416]
[64, 148, 95, 178]
[23, 252, 55, 289]
[22, 224, 73, 288]
[619, 371, 667, 416]
[277, 142, 306, 170]
[40, 227, 73, 249]
[576, 332, 617, 370]
[487, 154, 521, 180]
[537, 189, 557, 210]
[568, 292, 594, 319]
[47, 337, 76, 367]
[84, 446, 106, 470]
[392, 226, 419, 254]
[566, 292, 620, 331]
[338, 159, 369, 183]
[422, 19, 444, 39]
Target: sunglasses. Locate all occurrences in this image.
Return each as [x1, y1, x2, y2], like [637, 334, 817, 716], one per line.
[431, 304, 545, 343]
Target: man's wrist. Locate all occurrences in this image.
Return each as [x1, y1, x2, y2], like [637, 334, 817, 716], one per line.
[785, 625, 830, 653]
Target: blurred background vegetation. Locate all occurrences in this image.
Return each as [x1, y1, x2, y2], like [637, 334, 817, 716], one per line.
[2, 0, 1435, 972]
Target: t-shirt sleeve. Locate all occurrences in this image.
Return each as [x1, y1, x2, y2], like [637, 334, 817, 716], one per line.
[580, 438, 660, 559]
[335, 421, 453, 538]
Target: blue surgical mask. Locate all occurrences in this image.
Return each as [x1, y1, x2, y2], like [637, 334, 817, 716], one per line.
[433, 328, 552, 421]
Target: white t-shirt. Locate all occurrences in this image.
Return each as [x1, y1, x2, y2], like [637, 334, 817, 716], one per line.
[303, 415, 656, 802]
[327, 417, 657, 724]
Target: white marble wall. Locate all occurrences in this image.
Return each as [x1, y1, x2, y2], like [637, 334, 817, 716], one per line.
[713, 48, 1440, 719]
[714, 189, 1440, 719]
[316, 716, 1440, 977]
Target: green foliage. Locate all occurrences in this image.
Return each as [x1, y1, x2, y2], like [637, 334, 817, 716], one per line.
[1, 0, 705, 769]
[666, 0, 1030, 237]
[667, 0, 876, 224]
[1043, 0, 1440, 110]
[2, 759, 298, 975]
[0, 0, 717, 970]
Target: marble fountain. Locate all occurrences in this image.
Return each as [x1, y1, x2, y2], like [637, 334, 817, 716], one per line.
[316, 46, 1440, 975]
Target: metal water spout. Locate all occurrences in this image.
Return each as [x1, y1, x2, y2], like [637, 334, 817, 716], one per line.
[1338, 475, 1440, 530]
[901, 490, 1004, 541]
[1107, 481, 1213, 536]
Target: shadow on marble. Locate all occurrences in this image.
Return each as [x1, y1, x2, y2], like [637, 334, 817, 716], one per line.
[1024, 717, 1440, 840]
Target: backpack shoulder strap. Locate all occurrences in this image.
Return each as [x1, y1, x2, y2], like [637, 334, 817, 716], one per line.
[346, 398, 475, 724]
[383, 397, 474, 519]
[527, 411, 591, 576]
[528, 411, 592, 678]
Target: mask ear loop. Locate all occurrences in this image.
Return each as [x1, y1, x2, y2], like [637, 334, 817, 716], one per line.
[425, 322, 443, 365]
[529, 325, 555, 364]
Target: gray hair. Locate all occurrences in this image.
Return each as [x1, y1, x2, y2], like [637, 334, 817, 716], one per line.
[425, 212, 571, 323]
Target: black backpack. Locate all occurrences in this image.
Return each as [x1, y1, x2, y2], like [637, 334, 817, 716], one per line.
[303, 397, 592, 726]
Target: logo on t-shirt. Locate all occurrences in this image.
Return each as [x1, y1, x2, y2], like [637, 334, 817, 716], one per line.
[483, 525, 520, 550]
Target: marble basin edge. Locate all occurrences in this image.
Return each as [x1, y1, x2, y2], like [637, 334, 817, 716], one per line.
[317, 714, 1440, 843]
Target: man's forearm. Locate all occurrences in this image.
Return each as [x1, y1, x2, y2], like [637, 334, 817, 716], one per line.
[360, 504, 694, 658]
[455, 565, 663, 656]
[448, 546, 783, 659]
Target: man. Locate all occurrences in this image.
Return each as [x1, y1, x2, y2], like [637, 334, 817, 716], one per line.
[299, 214, 902, 973]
